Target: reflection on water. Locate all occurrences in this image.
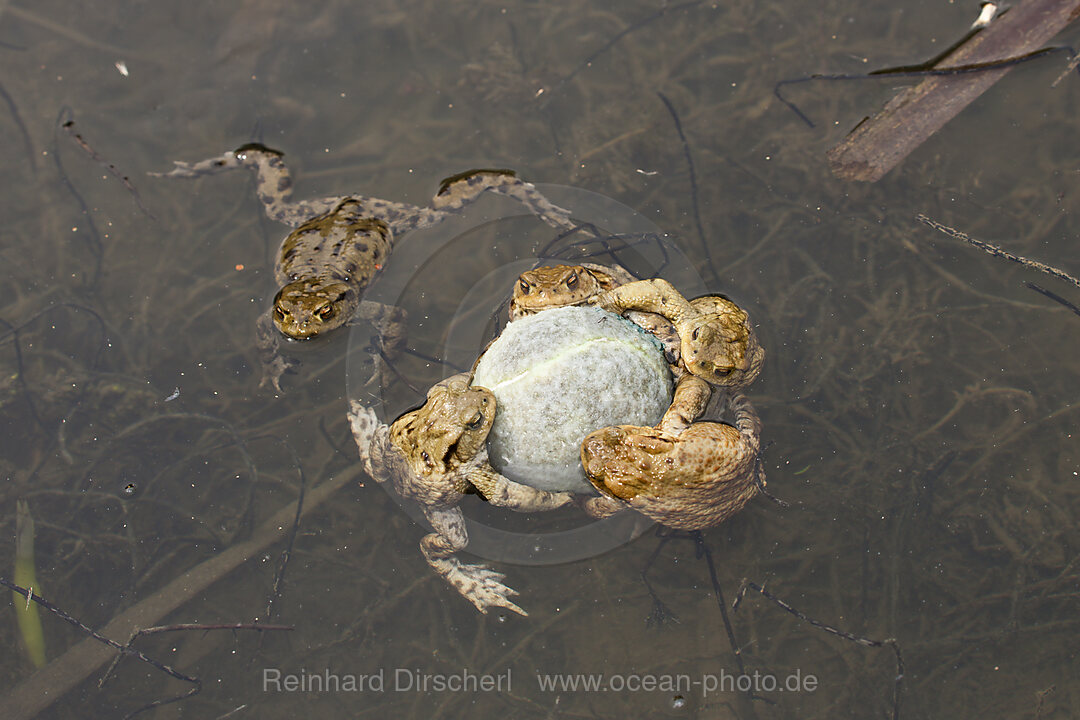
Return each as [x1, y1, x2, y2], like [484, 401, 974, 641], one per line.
[1, 0, 1078, 718]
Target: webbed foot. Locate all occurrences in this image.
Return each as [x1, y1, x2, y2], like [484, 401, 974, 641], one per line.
[351, 300, 409, 391]
[421, 508, 526, 616]
[347, 401, 380, 448]
[347, 402, 387, 480]
[148, 151, 241, 178]
[258, 354, 299, 393]
[255, 310, 298, 393]
[428, 554, 527, 616]
[578, 494, 626, 519]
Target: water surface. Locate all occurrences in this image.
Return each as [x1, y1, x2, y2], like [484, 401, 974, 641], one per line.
[1, 1, 1078, 718]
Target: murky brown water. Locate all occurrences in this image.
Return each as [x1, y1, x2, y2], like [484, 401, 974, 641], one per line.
[1, 1, 1078, 718]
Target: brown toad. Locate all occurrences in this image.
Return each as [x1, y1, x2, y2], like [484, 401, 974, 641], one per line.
[510, 263, 629, 319]
[504, 265, 767, 530]
[154, 144, 577, 390]
[508, 263, 682, 361]
[580, 378, 763, 530]
[598, 278, 765, 388]
[568, 279, 767, 528]
[348, 373, 572, 616]
[351, 272, 768, 614]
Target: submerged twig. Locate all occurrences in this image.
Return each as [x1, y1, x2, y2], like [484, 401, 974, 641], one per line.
[79, 411, 258, 494]
[264, 440, 306, 623]
[656, 92, 707, 258]
[53, 107, 104, 289]
[638, 529, 771, 712]
[545, 0, 703, 101]
[0, 302, 110, 434]
[734, 580, 904, 720]
[696, 534, 769, 710]
[1034, 685, 1057, 719]
[1051, 48, 1080, 86]
[61, 113, 156, 219]
[916, 214, 1080, 290]
[100, 622, 292, 689]
[0, 81, 35, 171]
[777, 46, 1071, 129]
[369, 338, 423, 395]
[1026, 282, 1080, 317]
[4, 5, 152, 59]
[0, 315, 44, 431]
[825, 0, 1080, 181]
[0, 578, 201, 701]
[538, 227, 671, 279]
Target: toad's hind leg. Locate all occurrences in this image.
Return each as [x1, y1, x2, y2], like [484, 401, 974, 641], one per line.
[421, 506, 527, 616]
[152, 143, 344, 226]
[724, 391, 763, 455]
[431, 169, 577, 233]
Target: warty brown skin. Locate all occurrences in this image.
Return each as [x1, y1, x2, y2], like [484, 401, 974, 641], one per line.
[155, 144, 577, 390]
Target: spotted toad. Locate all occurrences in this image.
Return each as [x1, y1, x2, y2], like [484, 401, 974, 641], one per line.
[155, 144, 577, 390]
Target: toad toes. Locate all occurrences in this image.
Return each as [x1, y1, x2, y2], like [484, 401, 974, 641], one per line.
[349, 374, 572, 616]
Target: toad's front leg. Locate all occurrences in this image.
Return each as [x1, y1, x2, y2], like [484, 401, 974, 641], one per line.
[658, 375, 713, 434]
[420, 506, 527, 616]
[349, 300, 409, 390]
[467, 465, 573, 512]
[254, 299, 406, 393]
[255, 310, 298, 393]
[597, 278, 697, 324]
[601, 281, 764, 388]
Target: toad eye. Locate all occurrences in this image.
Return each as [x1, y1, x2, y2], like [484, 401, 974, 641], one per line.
[518, 280, 531, 295]
[691, 327, 700, 341]
[565, 271, 579, 289]
[421, 451, 431, 464]
[274, 306, 287, 322]
[465, 412, 484, 430]
[316, 305, 335, 320]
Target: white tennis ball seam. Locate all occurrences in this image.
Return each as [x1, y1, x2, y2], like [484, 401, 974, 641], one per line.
[478, 336, 667, 394]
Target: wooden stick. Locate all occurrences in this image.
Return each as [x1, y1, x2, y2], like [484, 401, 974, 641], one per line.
[828, 0, 1080, 182]
[917, 213, 1080, 290]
